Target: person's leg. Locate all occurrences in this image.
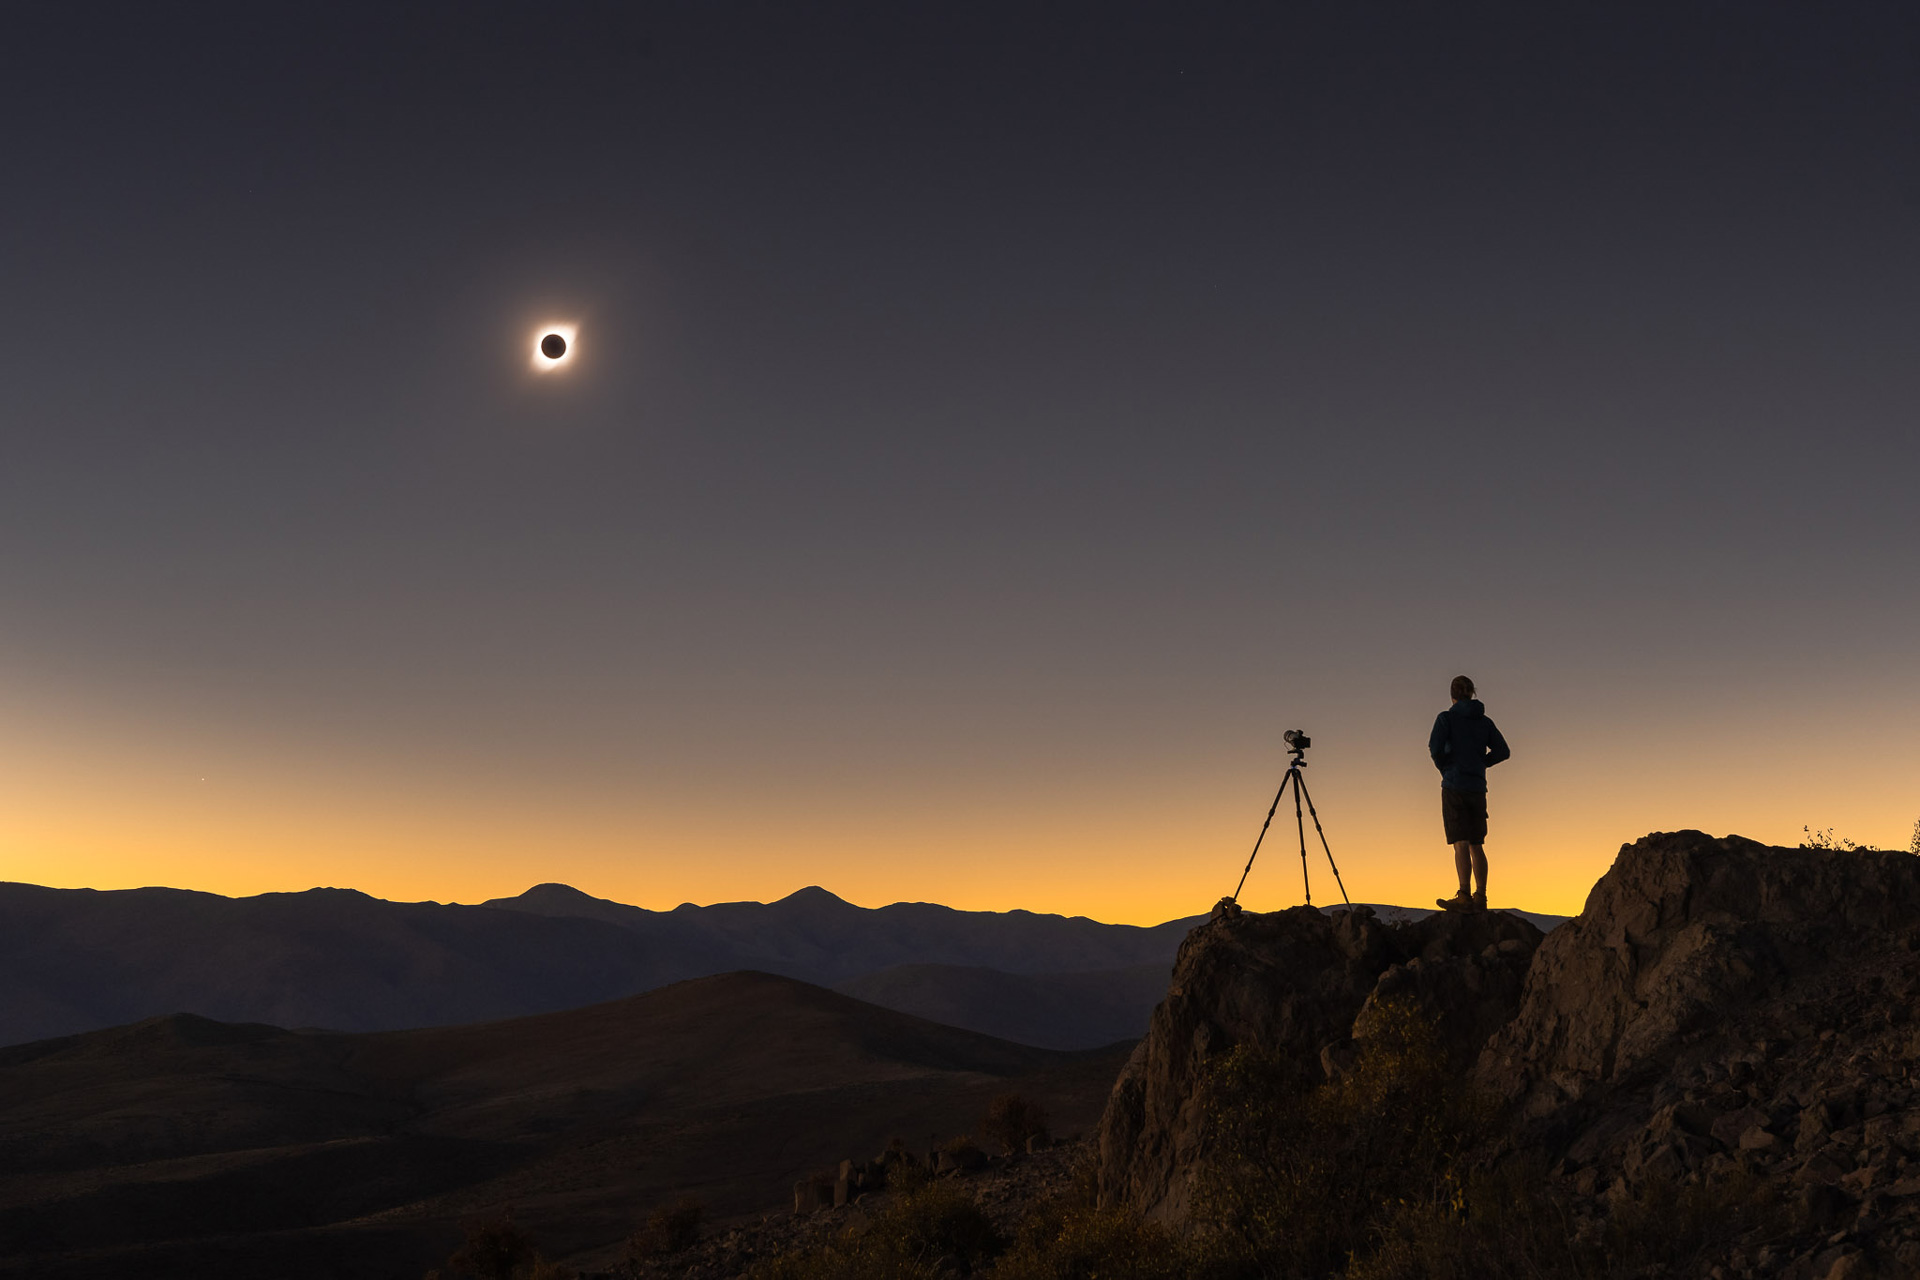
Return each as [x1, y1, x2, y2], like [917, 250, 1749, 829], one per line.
[1470, 845, 1488, 900]
[1438, 790, 1474, 908]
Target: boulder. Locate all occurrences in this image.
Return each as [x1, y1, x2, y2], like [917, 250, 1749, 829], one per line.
[1474, 831, 1920, 1127]
[1095, 901, 1542, 1221]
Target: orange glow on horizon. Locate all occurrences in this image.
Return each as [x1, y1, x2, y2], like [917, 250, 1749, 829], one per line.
[4, 667, 1915, 925]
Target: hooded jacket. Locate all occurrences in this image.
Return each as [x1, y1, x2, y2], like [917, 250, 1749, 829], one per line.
[1429, 699, 1511, 793]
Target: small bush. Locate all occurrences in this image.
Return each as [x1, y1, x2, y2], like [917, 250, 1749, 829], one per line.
[887, 1154, 934, 1194]
[1602, 1164, 1779, 1271]
[1801, 825, 1873, 852]
[980, 1093, 1052, 1154]
[1345, 1155, 1588, 1280]
[442, 1209, 535, 1280]
[430, 1207, 575, 1280]
[993, 1198, 1185, 1280]
[1190, 998, 1480, 1277]
[626, 1196, 703, 1260]
[745, 1173, 1004, 1280]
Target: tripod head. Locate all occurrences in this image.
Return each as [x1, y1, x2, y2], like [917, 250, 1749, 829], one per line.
[1282, 728, 1310, 767]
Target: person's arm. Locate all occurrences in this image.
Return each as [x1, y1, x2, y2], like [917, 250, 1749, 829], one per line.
[1429, 714, 1450, 772]
[1485, 720, 1511, 768]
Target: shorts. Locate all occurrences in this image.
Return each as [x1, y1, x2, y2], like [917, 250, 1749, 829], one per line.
[1441, 787, 1488, 844]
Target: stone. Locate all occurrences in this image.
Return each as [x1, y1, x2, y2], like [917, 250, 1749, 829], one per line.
[1713, 1108, 1769, 1149]
[1739, 1125, 1778, 1151]
[1822, 1250, 1866, 1280]
[1799, 1103, 1834, 1152]
[1319, 1038, 1358, 1082]
[1797, 1182, 1853, 1230]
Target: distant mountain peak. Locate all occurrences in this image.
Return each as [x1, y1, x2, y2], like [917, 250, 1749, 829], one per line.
[512, 883, 602, 903]
[774, 885, 855, 909]
[478, 883, 656, 924]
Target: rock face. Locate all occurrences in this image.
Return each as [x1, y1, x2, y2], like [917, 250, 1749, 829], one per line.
[1095, 898, 1544, 1220]
[1097, 830, 1920, 1277]
[1475, 832, 1920, 1277]
[1478, 831, 1920, 1128]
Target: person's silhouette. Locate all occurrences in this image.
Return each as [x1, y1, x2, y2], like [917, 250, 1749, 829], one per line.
[1429, 675, 1510, 911]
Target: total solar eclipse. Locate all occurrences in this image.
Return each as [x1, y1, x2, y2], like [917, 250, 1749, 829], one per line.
[530, 323, 578, 371]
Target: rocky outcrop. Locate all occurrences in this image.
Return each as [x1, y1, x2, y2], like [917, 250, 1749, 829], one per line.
[1096, 829, 1920, 1277]
[1095, 899, 1543, 1220]
[1477, 831, 1920, 1129]
[1476, 832, 1920, 1277]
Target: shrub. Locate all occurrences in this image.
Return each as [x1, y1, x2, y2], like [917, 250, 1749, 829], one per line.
[432, 1207, 574, 1280]
[442, 1209, 535, 1280]
[1344, 1155, 1589, 1280]
[626, 1196, 704, 1260]
[887, 1154, 935, 1194]
[745, 1172, 1004, 1280]
[993, 1198, 1185, 1280]
[980, 1093, 1052, 1154]
[1190, 998, 1481, 1277]
[1801, 826, 1873, 852]
[1602, 1164, 1779, 1272]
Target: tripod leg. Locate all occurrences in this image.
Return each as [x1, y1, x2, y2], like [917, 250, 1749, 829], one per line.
[1231, 771, 1292, 902]
[1292, 771, 1351, 907]
[1291, 766, 1311, 905]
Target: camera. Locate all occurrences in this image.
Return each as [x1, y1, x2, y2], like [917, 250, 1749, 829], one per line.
[1283, 729, 1310, 752]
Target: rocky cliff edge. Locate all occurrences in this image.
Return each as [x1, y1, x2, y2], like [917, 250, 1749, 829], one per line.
[1097, 829, 1920, 1256]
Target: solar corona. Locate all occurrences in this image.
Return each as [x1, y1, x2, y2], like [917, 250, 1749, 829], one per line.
[531, 324, 577, 371]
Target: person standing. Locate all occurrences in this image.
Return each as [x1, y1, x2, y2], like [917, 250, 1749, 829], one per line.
[1430, 675, 1510, 911]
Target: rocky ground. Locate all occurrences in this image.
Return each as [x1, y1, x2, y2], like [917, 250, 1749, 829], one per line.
[1547, 920, 1920, 1279]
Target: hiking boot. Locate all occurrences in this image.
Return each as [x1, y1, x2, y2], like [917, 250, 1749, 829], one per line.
[1471, 891, 1488, 911]
[1436, 890, 1474, 912]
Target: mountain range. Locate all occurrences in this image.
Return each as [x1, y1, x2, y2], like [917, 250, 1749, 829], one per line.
[0, 881, 1203, 1050]
[0, 880, 1564, 1051]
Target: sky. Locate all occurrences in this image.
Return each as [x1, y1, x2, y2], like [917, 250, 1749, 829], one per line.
[2, 3, 1916, 924]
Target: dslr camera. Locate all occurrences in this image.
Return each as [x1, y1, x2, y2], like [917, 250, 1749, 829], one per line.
[1283, 729, 1311, 752]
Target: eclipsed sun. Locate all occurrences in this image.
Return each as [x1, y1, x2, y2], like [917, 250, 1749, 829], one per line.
[532, 324, 577, 372]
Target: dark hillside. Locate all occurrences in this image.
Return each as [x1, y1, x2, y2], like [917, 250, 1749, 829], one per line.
[0, 972, 1128, 1279]
[834, 962, 1172, 1051]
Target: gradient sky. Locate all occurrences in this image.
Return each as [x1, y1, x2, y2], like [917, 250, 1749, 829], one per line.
[3, 3, 1916, 924]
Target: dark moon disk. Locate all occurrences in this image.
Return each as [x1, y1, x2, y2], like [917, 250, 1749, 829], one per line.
[541, 333, 567, 359]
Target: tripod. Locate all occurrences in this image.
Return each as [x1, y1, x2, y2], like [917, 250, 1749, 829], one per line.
[1230, 744, 1350, 908]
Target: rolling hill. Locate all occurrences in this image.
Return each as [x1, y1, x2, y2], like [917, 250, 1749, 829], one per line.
[0, 972, 1129, 1279]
